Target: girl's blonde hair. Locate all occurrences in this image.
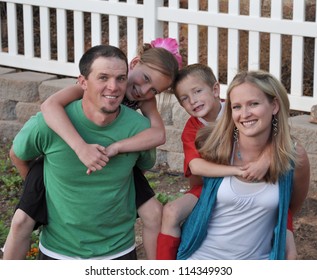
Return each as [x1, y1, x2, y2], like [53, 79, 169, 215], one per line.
[138, 43, 179, 87]
[197, 70, 297, 183]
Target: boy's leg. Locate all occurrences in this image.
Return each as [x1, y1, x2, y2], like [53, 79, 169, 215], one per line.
[156, 185, 202, 260]
[3, 209, 35, 259]
[137, 197, 162, 260]
[157, 191, 199, 260]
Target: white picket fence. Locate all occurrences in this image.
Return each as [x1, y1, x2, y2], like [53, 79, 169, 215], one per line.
[0, 0, 316, 112]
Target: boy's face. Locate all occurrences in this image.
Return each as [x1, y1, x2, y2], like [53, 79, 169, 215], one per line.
[176, 75, 221, 122]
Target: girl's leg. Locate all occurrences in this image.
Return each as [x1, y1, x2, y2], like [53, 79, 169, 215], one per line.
[137, 197, 162, 260]
[3, 209, 35, 259]
[4, 157, 46, 260]
[157, 193, 198, 260]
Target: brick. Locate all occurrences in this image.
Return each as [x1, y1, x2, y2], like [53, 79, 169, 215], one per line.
[289, 115, 317, 154]
[39, 78, 77, 102]
[0, 120, 23, 143]
[311, 105, 317, 124]
[158, 125, 183, 153]
[0, 99, 17, 120]
[15, 102, 41, 124]
[0, 72, 57, 102]
[0, 67, 16, 75]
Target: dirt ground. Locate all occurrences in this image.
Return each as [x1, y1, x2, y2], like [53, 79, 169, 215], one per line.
[135, 170, 317, 260]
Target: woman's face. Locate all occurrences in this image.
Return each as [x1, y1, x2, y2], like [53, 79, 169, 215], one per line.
[125, 58, 173, 101]
[230, 82, 279, 140]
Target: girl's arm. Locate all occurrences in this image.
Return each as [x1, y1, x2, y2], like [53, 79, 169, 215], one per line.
[105, 98, 165, 157]
[290, 143, 310, 214]
[41, 84, 109, 172]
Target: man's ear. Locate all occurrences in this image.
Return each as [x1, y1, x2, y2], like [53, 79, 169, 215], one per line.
[78, 75, 87, 91]
[129, 57, 140, 70]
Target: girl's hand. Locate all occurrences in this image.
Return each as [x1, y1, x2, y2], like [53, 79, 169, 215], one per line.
[104, 142, 120, 158]
[74, 143, 109, 174]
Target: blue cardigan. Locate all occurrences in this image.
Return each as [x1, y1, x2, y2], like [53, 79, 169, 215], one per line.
[177, 170, 294, 260]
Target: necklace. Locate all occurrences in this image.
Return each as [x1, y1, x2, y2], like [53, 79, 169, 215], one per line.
[235, 143, 261, 183]
[237, 149, 242, 161]
[236, 143, 242, 161]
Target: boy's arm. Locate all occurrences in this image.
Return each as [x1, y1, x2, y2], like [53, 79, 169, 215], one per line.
[41, 84, 109, 172]
[189, 158, 243, 177]
[105, 98, 165, 156]
[182, 118, 243, 179]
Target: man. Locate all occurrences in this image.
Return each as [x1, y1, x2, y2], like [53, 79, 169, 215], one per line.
[9, 45, 156, 260]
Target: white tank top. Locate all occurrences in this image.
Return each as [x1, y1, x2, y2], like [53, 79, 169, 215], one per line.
[188, 176, 279, 260]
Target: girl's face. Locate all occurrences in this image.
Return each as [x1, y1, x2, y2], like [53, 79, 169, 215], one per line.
[230, 82, 279, 140]
[176, 75, 221, 122]
[125, 58, 173, 102]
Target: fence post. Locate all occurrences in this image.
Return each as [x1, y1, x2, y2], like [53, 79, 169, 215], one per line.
[143, 0, 164, 43]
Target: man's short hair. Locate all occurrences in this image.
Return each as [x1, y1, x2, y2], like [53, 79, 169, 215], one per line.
[79, 45, 128, 78]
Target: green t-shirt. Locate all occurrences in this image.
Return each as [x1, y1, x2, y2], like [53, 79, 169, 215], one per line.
[13, 101, 155, 258]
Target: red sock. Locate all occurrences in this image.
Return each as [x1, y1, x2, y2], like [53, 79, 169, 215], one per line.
[287, 209, 293, 232]
[156, 233, 181, 260]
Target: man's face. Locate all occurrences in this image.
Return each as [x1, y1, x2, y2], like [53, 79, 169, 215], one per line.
[80, 56, 128, 117]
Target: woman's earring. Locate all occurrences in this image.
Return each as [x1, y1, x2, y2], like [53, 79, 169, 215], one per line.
[233, 127, 239, 143]
[272, 115, 278, 136]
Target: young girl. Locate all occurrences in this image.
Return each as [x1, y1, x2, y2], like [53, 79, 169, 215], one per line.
[157, 64, 297, 260]
[176, 70, 310, 260]
[3, 38, 181, 260]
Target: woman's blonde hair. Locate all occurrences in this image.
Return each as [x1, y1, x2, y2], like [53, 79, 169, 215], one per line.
[197, 70, 297, 183]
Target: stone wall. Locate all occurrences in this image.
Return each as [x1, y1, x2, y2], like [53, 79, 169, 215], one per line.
[0, 67, 316, 189]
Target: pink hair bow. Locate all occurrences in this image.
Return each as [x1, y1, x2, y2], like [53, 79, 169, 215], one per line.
[151, 37, 182, 69]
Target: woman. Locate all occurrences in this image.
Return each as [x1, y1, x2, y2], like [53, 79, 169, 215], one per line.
[4, 38, 181, 260]
[177, 70, 310, 260]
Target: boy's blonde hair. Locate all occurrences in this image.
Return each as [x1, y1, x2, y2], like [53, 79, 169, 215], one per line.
[172, 63, 218, 102]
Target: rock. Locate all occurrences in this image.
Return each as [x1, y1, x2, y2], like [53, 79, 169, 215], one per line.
[311, 105, 317, 124]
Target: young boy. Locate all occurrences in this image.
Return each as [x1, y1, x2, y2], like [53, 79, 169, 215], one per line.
[156, 64, 297, 260]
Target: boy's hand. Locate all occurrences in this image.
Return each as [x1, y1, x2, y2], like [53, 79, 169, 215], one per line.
[240, 160, 269, 181]
[240, 146, 270, 181]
